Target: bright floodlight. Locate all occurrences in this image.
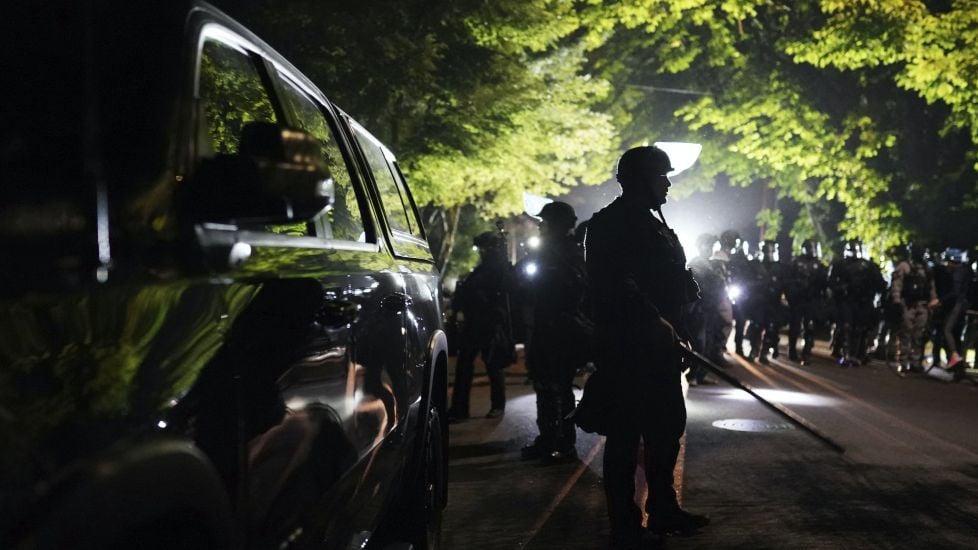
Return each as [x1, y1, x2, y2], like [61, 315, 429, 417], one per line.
[654, 141, 702, 176]
[527, 236, 541, 249]
[523, 192, 552, 219]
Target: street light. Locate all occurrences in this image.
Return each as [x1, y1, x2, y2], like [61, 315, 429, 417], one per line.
[653, 141, 702, 177]
[523, 192, 552, 219]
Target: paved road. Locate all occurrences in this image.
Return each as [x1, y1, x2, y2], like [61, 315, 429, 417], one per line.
[442, 343, 978, 549]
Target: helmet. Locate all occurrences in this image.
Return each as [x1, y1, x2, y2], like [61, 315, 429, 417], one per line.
[888, 244, 909, 261]
[536, 201, 577, 230]
[843, 239, 863, 259]
[719, 229, 742, 253]
[473, 231, 504, 250]
[906, 242, 925, 262]
[615, 146, 673, 186]
[760, 240, 779, 262]
[943, 247, 967, 263]
[800, 239, 820, 258]
[696, 233, 718, 259]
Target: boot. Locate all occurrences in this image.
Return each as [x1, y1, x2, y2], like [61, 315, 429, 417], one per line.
[648, 508, 710, 536]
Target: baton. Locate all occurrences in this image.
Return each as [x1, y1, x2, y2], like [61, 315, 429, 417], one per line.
[678, 346, 846, 454]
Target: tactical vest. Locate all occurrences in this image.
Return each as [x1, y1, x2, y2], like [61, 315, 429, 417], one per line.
[902, 264, 929, 303]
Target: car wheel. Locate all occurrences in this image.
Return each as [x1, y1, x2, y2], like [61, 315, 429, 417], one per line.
[408, 406, 445, 549]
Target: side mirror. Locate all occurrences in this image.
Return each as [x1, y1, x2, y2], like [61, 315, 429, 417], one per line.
[191, 122, 335, 224]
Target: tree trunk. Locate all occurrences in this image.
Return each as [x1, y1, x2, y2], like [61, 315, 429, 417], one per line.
[437, 205, 462, 280]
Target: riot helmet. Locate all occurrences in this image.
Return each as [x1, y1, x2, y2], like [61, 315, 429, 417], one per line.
[474, 231, 505, 251]
[615, 145, 673, 186]
[843, 239, 863, 259]
[720, 229, 742, 255]
[695, 233, 718, 260]
[800, 239, 821, 259]
[943, 247, 967, 264]
[759, 240, 779, 262]
[536, 201, 577, 233]
[906, 241, 925, 263]
[888, 243, 909, 262]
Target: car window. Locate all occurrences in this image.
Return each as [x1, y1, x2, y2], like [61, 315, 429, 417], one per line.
[349, 124, 414, 235]
[388, 161, 427, 243]
[197, 35, 311, 237]
[275, 76, 367, 243]
[197, 38, 276, 156]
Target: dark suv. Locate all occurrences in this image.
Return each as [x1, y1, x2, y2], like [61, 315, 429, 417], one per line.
[0, 2, 447, 548]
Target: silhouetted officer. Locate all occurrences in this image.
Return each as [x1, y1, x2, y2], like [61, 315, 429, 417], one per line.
[828, 240, 886, 366]
[448, 231, 516, 421]
[687, 233, 731, 379]
[717, 229, 751, 355]
[786, 239, 827, 363]
[745, 240, 785, 364]
[585, 146, 708, 548]
[519, 201, 589, 462]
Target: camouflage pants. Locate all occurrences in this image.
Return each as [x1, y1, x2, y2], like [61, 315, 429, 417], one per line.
[894, 301, 929, 367]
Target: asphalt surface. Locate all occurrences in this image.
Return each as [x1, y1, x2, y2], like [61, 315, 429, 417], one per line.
[442, 343, 978, 549]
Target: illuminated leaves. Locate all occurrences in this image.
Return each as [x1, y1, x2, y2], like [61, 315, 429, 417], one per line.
[408, 47, 616, 217]
[232, 0, 976, 262]
[789, 0, 978, 154]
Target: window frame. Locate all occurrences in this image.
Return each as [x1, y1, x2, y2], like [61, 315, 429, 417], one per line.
[342, 117, 433, 263]
[264, 62, 377, 247]
[191, 23, 378, 253]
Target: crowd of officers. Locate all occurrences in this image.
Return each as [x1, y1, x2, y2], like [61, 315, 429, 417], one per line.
[443, 146, 974, 550]
[688, 233, 977, 377]
[449, 221, 977, 418]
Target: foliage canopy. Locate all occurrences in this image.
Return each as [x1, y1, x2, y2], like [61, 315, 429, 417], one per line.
[225, 0, 978, 270]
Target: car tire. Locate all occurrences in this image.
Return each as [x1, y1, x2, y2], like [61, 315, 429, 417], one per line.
[406, 406, 445, 549]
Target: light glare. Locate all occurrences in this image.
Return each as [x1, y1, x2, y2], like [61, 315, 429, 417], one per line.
[654, 141, 702, 176]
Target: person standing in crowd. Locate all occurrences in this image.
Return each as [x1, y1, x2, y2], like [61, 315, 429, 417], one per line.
[934, 248, 972, 369]
[717, 229, 751, 356]
[850, 241, 888, 366]
[687, 233, 732, 379]
[888, 243, 938, 373]
[786, 239, 827, 364]
[448, 231, 517, 422]
[874, 245, 903, 362]
[745, 240, 786, 364]
[828, 240, 887, 367]
[586, 145, 709, 549]
[518, 201, 589, 463]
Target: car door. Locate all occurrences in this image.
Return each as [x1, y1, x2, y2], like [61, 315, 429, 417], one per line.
[189, 25, 410, 548]
[343, 118, 440, 417]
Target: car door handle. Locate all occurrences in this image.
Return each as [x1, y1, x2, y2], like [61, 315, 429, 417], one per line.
[380, 292, 412, 313]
